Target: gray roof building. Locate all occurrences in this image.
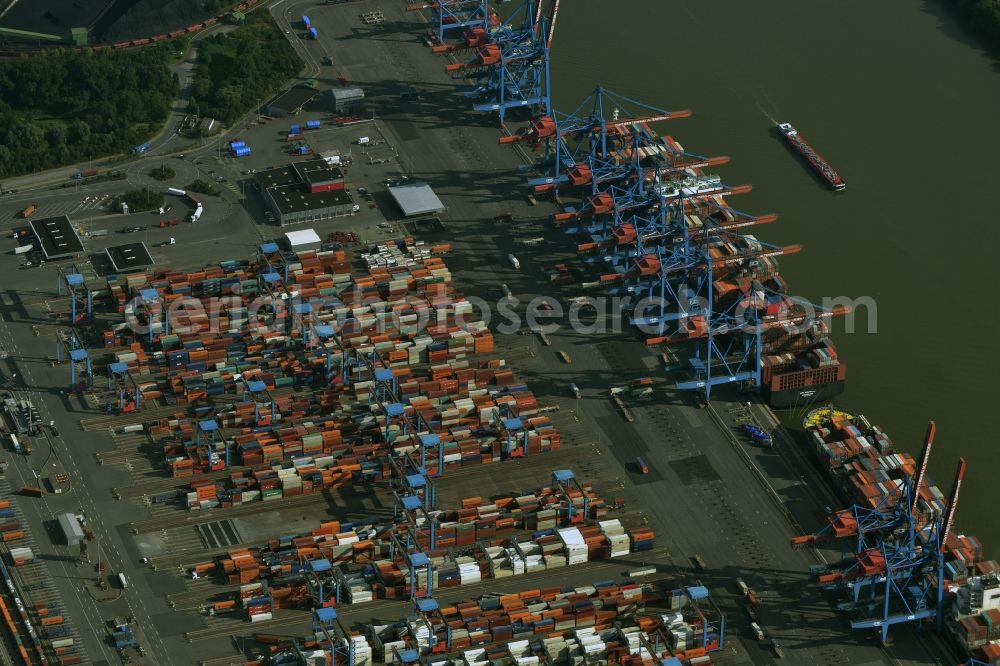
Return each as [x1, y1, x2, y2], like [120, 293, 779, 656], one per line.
[387, 183, 445, 217]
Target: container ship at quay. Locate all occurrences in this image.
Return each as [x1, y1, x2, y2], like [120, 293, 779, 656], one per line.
[515, 100, 846, 408]
[777, 122, 846, 190]
[796, 409, 1000, 657]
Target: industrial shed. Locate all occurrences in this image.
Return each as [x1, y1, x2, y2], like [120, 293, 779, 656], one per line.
[267, 86, 318, 117]
[29, 216, 84, 260]
[284, 228, 322, 253]
[58, 512, 85, 546]
[387, 183, 445, 218]
[105, 243, 154, 274]
[329, 86, 364, 113]
[256, 160, 355, 226]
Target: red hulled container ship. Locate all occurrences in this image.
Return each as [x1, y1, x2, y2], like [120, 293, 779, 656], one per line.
[777, 122, 845, 191]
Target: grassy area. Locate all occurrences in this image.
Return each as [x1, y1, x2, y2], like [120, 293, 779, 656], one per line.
[0, 42, 182, 179]
[188, 12, 302, 124]
[149, 165, 177, 181]
[114, 189, 165, 213]
[186, 180, 219, 196]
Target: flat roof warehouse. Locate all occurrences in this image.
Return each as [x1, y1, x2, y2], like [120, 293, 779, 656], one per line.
[105, 243, 154, 274]
[388, 183, 445, 218]
[269, 186, 353, 215]
[29, 216, 84, 260]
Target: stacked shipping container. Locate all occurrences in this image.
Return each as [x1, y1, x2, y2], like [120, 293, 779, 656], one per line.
[102, 243, 561, 498]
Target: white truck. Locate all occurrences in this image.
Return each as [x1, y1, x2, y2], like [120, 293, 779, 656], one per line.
[507, 254, 520, 270]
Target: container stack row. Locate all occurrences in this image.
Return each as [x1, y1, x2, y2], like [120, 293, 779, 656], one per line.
[198, 475, 636, 593]
[372, 583, 647, 656]
[359, 523, 655, 601]
[106, 243, 561, 483]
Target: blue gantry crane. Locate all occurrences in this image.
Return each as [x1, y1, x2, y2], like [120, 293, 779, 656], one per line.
[408, 0, 491, 46]
[445, 0, 557, 122]
[257, 241, 290, 284]
[293, 607, 357, 666]
[107, 361, 141, 414]
[672, 284, 846, 401]
[195, 418, 229, 470]
[240, 375, 276, 427]
[55, 328, 92, 390]
[56, 264, 93, 325]
[551, 469, 591, 523]
[792, 423, 966, 645]
[511, 86, 691, 191]
[128, 287, 168, 344]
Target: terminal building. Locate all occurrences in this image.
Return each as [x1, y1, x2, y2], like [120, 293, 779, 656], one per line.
[29, 216, 84, 260]
[105, 243, 154, 274]
[254, 159, 357, 226]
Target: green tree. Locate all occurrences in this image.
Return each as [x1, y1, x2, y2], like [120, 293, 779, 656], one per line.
[44, 124, 68, 148]
[0, 44, 177, 177]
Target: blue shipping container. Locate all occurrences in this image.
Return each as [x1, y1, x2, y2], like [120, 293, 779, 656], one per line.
[302, 15, 310, 27]
[309, 27, 317, 38]
[290, 124, 300, 134]
[306, 120, 321, 129]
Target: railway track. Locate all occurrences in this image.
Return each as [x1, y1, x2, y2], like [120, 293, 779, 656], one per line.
[131, 490, 336, 534]
[186, 609, 307, 642]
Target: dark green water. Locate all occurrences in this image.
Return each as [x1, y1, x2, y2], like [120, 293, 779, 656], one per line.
[549, 0, 1000, 555]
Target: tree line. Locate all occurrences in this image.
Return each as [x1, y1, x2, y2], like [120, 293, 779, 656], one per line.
[187, 12, 302, 124]
[0, 46, 179, 179]
[943, 0, 1000, 49]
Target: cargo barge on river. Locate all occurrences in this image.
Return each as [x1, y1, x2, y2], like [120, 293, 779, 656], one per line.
[777, 122, 846, 191]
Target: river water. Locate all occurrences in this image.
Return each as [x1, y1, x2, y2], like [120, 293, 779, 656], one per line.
[548, 0, 1000, 555]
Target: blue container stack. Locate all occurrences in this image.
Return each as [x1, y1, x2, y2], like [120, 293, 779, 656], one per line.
[306, 120, 321, 130]
[230, 140, 252, 158]
[290, 124, 301, 135]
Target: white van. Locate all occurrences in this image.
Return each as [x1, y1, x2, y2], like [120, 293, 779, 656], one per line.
[356, 136, 370, 145]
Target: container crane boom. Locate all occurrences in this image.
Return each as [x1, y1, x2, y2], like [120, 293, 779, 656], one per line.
[910, 421, 935, 516]
[939, 457, 966, 553]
